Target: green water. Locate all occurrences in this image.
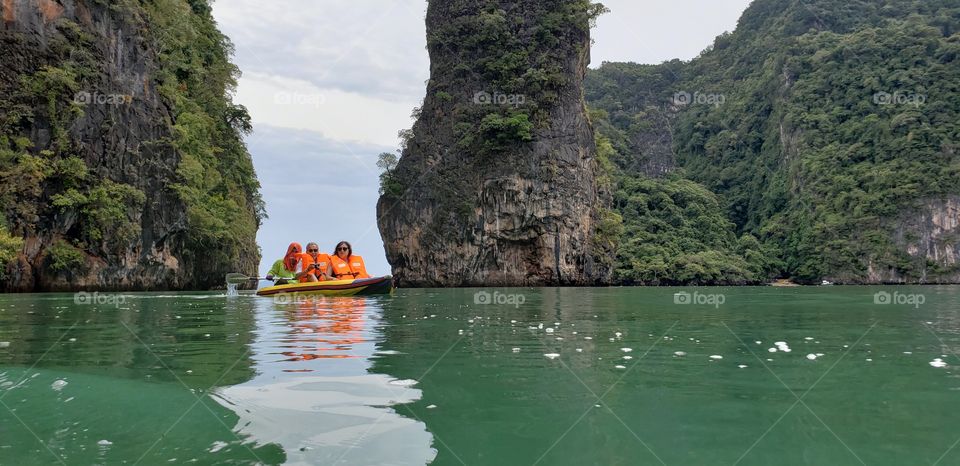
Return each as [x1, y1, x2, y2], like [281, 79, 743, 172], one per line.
[1, 287, 958, 465]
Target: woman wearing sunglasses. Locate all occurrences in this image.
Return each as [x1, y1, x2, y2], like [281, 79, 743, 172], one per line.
[297, 242, 334, 282]
[329, 241, 370, 280]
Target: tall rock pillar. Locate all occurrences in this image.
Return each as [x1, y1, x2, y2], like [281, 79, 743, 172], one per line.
[377, 0, 608, 287]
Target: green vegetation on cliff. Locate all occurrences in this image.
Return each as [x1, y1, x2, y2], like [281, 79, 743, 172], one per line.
[0, 0, 263, 289]
[385, 0, 607, 204]
[144, 0, 265, 269]
[587, 0, 960, 284]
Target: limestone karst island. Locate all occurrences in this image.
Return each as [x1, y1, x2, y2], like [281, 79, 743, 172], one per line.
[1, 1, 958, 465]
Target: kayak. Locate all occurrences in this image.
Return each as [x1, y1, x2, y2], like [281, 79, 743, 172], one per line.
[256, 275, 394, 297]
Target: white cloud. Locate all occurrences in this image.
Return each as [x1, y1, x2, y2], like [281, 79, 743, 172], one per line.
[592, 0, 755, 65]
[236, 72, 417, 147]
[214, 0, 429, 99]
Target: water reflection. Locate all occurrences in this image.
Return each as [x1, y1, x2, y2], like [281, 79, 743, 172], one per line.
[279, 298, 368, 365]
[369, 287, 960, 465]
[213, 295, 436, 465]
[0, 292, 277, 464]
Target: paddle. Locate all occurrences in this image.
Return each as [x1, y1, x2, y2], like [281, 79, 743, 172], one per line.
[225, 273, 268, 285]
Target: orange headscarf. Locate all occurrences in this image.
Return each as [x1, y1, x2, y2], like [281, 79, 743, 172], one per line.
[284, 242, 302, 271]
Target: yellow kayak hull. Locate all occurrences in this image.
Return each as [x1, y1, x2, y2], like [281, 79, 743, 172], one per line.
[256, 276, 394, 297]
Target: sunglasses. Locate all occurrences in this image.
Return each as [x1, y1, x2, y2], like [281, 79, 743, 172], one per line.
[308, 249, 319, 252]
[337, 247, 349, 251]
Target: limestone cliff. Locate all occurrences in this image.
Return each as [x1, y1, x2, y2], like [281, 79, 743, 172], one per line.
[0, 0, 263, 291]
[584, 0, 960, 285]
[377, 0, 609, 287]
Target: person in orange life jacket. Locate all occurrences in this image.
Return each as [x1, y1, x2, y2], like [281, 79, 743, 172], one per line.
[265, 242, 301, 285]
[296, 242, 334, 282]
[329, 241, 370, 280]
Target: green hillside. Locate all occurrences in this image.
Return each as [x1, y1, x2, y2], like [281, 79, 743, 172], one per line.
[587, 0, 960, 284]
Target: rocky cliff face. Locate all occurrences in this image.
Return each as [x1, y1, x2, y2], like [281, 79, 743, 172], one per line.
[377, 0, 609, 287]
[0, 0, 262, 291]
[888, 196, 960, 284]
[584, 0, 960, 285]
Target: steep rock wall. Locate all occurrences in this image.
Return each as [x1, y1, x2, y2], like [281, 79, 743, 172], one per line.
[377, 0, 608, 287]
[0, 0, 261, 291]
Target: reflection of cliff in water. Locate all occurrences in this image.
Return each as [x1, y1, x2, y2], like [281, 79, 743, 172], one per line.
[366, 288, 697, 465]
[0, 294, 257, 388]
[0, 293, 275, 464]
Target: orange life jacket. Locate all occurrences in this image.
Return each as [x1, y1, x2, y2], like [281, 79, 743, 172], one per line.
[330, 254, 370, 280]
[298, 253, 332, 282]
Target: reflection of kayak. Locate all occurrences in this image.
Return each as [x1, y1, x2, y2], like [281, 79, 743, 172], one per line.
[256, 276, 395, 297]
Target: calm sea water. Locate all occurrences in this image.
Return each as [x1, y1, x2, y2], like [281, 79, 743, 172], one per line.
[0, 287, 958, 465]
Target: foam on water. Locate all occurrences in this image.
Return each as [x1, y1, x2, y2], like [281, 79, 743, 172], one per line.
[208, 441, 228, 453]
[388, 379, 419, 387]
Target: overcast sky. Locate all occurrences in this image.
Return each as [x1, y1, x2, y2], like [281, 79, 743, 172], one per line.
[210, 0, 754, 278]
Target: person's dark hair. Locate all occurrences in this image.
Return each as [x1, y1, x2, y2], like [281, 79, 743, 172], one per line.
[333, 241, 352, 258]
